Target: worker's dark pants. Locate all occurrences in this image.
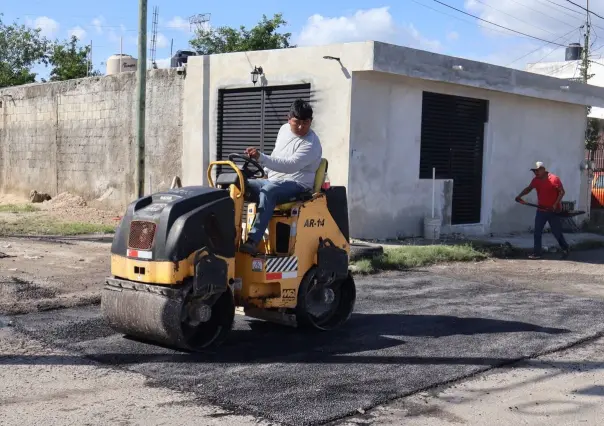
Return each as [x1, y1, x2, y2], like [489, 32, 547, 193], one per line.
[534, 210, 569, 255]
[245, 179, 307, 244]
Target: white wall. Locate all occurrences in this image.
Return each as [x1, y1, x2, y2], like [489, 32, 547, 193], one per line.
[0, 70, 184, 207]
[182, 42, 374, 189]
[526, 59, 604, 119]
[349, 71, 587, 239]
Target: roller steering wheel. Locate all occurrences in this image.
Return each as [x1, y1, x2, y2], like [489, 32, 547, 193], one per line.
[228, 153, 266, 179]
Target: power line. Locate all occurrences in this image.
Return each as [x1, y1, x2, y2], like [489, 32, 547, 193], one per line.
[534, 0, 604, 32]
[431, 0, 569, 47]
[409, 0, 517, 38]
[564, 0, 604, 20]
[506, 27, 581, 66]
[471, 0, 560, 36]
[538, 0, 586, 17]
[506, 0, 579, 28]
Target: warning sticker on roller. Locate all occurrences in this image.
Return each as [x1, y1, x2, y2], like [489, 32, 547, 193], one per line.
[265, 256, 298, 280]
[127, 249, 152, 259]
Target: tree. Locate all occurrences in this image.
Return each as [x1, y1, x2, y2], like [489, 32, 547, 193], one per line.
[189, 13, 293, 55]
[0, 13, 50, 88]
[48, 35, 101, 81]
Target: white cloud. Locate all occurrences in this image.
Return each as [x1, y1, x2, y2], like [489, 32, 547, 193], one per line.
[295, 7, 442, 52]
[68, 26, 87, 40]
[27, 16, 60, 38]
[155, 33, 169, 49]
[126, 33, 170, 49]
[167, 16, 190, 32]
[92, 16, 105, 35]
[447, 31, 459, 42]
[155, 57, 172, 68]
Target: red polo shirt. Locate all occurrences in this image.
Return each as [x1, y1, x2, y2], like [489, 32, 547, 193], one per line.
[530, 173, 563, 209]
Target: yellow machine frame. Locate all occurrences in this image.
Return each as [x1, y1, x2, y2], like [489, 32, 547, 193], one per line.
[110, 157, 349, 311]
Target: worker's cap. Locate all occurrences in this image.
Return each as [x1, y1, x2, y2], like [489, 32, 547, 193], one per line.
[530, 161, 546, 171]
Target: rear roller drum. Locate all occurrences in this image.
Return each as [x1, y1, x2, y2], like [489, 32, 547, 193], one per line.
[295, 267, 356, 330]
[101, 280, 235, 351]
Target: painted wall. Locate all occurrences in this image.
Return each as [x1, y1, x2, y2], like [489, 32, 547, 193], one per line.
[181, 42, 375, 189]
[348, 71, 587, 239]
[0, 69, 184, 208]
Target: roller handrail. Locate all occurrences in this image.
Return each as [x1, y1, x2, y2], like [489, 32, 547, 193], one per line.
[207, 160, 246, 198]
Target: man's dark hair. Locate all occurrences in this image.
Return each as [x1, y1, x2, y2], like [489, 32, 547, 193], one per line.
[289, 99, 313, 120]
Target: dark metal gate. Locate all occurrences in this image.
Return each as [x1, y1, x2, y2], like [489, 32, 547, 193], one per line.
[216, 83, 312, 172]
[419, 91, 489, 225]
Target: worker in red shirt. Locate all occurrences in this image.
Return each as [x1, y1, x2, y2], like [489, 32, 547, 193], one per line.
[515, 162, 570, 259]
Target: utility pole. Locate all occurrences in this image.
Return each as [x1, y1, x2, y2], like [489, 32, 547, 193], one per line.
[583, 0, 591, 84]
[136, 0, 148, 198]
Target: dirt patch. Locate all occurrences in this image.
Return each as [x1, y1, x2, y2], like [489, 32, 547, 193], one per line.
[42, 192, 88, 209]
[0, 276, 58, 300]
[0, 237, 110, 315]
[423, 248, 604, 300]
[0, 192, 122, 229]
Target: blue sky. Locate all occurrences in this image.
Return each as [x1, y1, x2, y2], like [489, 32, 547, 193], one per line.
[3, 0, 602, 80]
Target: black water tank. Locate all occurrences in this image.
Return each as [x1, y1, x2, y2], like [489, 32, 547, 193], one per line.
[171, 50, 197, 67]
[565, 43, 583, 61]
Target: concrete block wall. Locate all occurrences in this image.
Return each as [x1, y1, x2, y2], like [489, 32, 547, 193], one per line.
[0, 69, 184, 208]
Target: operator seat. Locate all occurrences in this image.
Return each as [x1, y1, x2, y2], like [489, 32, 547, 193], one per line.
[274, 158, 328, 211]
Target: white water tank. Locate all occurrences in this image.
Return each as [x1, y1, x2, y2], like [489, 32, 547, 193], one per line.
[106, 54, 138, 75]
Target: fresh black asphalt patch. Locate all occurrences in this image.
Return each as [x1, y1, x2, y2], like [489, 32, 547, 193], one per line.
[7, 273, 604, 426]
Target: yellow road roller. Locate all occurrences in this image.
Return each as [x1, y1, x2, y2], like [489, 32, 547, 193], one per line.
[101, 154, 356, 351]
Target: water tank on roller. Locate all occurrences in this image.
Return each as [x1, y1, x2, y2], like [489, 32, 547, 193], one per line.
[565, 43, 583, 61]
[106, 54, 138, 75]
[171, 50, 197, 68]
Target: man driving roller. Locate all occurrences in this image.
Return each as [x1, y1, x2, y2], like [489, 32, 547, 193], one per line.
[240, 99, 322, 255]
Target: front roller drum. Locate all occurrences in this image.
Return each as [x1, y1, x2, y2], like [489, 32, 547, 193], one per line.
[101, 279, 235, 351]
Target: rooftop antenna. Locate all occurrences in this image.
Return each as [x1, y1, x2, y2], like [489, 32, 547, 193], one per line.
[150, 5, 159, 69]
[189, 13, 210, 32]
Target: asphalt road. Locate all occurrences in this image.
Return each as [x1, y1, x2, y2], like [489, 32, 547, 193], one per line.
[6, 271, 604, 426]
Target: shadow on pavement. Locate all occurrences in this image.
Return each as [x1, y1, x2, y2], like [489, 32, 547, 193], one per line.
[5, 313, 571, 367]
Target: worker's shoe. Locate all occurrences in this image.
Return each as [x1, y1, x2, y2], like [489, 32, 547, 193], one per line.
[560, 247, 571, 259]
[528, 253, 542, 260]
[239, 239, 258, 255]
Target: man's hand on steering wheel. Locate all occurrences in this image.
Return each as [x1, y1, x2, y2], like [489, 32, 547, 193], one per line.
[227, 152, 265, 179]
[245, 147, 260, 160]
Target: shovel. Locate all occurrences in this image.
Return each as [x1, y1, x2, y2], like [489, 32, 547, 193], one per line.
[515, 199, 586, 218]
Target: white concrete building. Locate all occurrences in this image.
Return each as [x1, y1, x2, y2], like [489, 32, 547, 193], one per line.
[181, 41, 604, 240]
[526, 43, 604, 119]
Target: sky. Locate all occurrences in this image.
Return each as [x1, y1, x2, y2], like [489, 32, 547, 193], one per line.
[3, 0, 604, 80]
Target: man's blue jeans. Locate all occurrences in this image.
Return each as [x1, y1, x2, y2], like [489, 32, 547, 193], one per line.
[534, 210, 569, 256]
[245, 179, 307, 244]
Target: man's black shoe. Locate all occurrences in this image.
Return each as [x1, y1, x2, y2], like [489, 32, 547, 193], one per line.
[239, 240, 258, 255]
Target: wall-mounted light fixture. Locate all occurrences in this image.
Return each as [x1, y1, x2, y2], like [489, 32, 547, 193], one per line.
[323, 55, 341, 62]
[251, 66, 263, 85]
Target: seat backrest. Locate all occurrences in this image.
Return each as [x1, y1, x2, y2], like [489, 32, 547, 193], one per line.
[313, 158, 328, 193]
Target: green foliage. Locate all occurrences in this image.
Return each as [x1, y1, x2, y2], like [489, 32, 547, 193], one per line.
[189, 13, 293, 55]
[585, 115, 600, 153]
[48, 35, 100, 81]
[0, 204, 39, 213]
[0, 216, 115, 236]
[351, 244, 490, 274]
[580, 50, 601, 152]
[0, 13, 50, 88]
